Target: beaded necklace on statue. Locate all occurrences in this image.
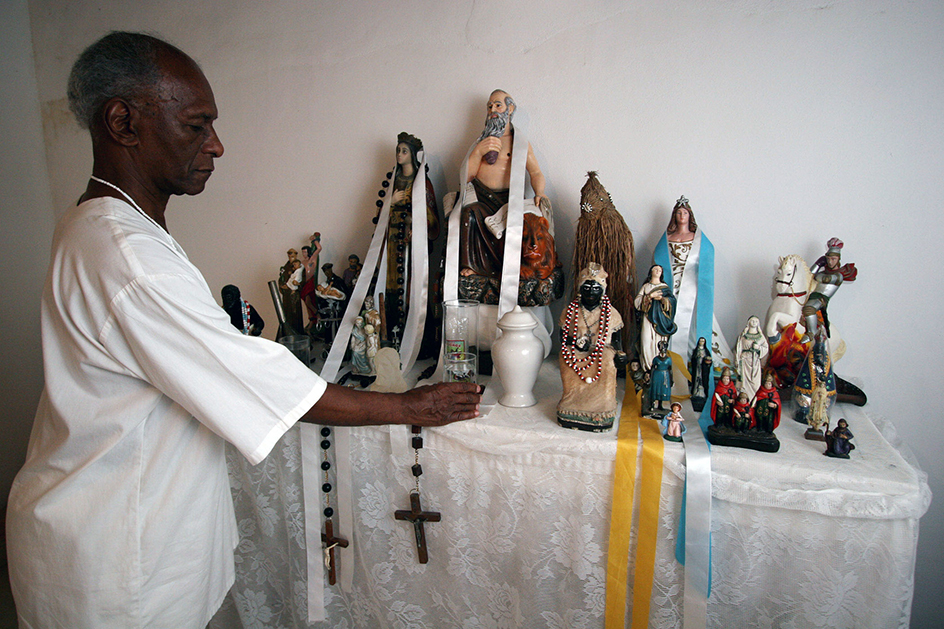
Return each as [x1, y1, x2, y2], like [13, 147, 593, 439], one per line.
[318, 426, 348, 584]
[239, 298, 251, 334]
[394, 425, 440, 564]
[561, 295, 612, 384]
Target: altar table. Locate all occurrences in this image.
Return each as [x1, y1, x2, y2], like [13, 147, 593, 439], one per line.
[211, 362, 930, 628]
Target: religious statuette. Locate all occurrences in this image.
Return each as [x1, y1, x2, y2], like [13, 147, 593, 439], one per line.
[277, 247, 304, 337]
[765, 242, 866, 405]
[635, 264, 677, 383]
[707, 369, 781, 453]
[492, 306, 543, 407]
[735, 315, 769, 401]
[557, 263, 627, 432]
[455, 89, 561, 308]
[299, 233, 322, 335]
[794, 331, 836, 436]
[661, 402, 685, 442]
[221, 284, 264, 336]
[646, 340, 673, 418]
[824, 418, 855, 458]
[652, 196, 734, 392]
[688, 336, 712, 413]
[372, 132, 440, 352]
[572, 171, 636, 352]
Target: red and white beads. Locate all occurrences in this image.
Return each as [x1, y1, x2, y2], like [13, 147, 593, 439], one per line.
[561, 295, 611, 383]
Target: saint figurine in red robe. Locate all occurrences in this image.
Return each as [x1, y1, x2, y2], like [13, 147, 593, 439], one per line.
[710, 367, 738, 428]
[751, 372, 781, 433]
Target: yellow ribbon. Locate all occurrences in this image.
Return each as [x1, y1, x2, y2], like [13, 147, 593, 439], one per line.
[605, 386, 665, 628]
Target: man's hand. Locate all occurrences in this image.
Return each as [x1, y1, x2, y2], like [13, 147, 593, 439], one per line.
[302, 382, 482, 427]
[398, 383, 483, 426]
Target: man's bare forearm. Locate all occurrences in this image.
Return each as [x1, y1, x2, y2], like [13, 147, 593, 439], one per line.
[301, 382, 482, 427]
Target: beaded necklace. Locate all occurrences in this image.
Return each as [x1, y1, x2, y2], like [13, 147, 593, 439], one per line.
[319, 426, 348, 584]
[240, 298, 251, 334]
[394, 425, 440, 563]
[560, 295, 611, 384]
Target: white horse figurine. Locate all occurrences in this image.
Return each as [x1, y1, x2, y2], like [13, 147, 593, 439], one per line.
[765, 254, 845, 362]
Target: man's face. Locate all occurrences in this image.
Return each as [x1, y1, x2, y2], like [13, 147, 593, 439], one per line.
[825, 253, 840, 269]
[348, 257, 358, 269]
[135, 52, 223, 198]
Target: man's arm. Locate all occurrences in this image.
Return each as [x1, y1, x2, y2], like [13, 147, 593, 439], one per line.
[301, 382, 482, 427]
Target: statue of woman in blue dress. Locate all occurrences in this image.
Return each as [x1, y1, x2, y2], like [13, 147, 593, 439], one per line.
[647, 340, 673, 416]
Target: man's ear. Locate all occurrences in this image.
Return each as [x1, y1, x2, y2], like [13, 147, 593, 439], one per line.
[101, 98, 140, 147]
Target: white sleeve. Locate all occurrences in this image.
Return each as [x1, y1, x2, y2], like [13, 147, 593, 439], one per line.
[102, 271, 326, 465]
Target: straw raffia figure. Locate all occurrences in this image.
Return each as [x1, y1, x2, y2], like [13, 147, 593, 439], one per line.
[572, 172, 636, 352]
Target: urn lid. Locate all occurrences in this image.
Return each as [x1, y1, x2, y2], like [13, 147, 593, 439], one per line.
[496, 305, 538, 331]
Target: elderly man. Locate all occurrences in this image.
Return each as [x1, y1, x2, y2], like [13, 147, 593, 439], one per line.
[459, 89, 547, 279]
[6, 31, 480, 629]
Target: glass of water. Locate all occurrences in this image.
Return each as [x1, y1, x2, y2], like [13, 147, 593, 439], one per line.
[443, 300, 478, 384]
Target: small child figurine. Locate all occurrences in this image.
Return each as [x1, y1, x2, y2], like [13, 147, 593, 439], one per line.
[732, 392, 752, 432]
[824, 418, 855, 458]
[662, 402, 684, 442]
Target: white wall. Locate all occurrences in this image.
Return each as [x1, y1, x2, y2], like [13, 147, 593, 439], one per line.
[7, 0, 943, 624]
[0, 0, 56, 526]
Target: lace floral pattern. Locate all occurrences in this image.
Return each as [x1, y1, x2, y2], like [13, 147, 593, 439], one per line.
[211, 378, 928, 629]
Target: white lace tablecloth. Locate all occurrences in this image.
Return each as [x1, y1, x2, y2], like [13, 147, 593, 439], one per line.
[211, 362, 931, 628]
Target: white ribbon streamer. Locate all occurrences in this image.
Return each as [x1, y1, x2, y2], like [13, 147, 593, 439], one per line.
[672, 230, 703, 356]
[303, 156, 401, 617]
[397, 150, 430, 376]
[497, 126, 528, 324]
[683, 418, 712, 629]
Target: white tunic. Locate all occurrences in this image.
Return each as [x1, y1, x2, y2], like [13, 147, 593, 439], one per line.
[7, 197, 326, 628]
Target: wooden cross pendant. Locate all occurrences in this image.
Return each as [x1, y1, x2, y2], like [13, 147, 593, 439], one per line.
[394, 491, 441, 563]
[321, 519, 349, 585]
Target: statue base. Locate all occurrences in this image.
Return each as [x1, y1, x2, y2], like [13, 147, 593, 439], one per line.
[557, 409, 615, 432]
[706, 425, 780, 453]
[458, 268, 564, 307]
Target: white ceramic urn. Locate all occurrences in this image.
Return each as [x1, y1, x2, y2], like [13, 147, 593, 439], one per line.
[492, 306, 543, 407]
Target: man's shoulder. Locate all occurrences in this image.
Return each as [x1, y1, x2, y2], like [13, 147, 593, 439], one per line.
[54, 197, 193, 283]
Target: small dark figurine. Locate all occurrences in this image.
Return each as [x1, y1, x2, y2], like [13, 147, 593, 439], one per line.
[824, 418, 855, 458]
[629, 357, 650, 412]
[221, 285, 264, 336]
[647, 340, 673, 417]
[689, 336, 712, 413]
[661, 402, 684, 442]
[342, 253, 361, 297]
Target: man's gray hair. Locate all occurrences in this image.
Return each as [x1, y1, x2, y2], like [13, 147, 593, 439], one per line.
[67, 31, 174, 130]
